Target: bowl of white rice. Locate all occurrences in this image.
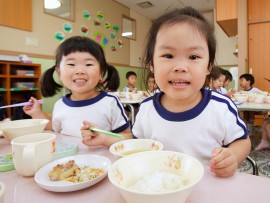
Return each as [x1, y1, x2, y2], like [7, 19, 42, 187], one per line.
[108, 151, 204, 203]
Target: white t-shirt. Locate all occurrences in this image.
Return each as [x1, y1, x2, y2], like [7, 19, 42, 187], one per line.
[219, 87, 228, 94]
[245, 87, 261, 93]
[52, 91, 130, 137]
[132, 88, 248, 165]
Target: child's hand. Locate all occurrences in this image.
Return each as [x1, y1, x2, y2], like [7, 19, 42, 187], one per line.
[81, 121, 106, 147]
[23, 97, 43, 117]
[210, 147, 238, 177]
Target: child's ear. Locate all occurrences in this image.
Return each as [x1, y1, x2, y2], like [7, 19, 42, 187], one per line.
[206, 64, 212, 75]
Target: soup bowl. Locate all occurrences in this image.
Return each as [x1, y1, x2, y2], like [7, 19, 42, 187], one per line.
[109, 139, 163, 158]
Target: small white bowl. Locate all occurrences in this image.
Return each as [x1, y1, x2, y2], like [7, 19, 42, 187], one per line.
[233, 93, 248, 102]
[254, 94, 265, 104]
[108, 151, 204, 203]
[109, 139, 164, 158]
[0, 119, 49, 141]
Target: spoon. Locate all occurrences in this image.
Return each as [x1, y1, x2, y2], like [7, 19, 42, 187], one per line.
[89, 127, 124, 139]
[0, 99, 43, 109]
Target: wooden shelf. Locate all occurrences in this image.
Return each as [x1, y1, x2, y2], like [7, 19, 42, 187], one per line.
[0, 61, 41, 120]
[216, 0, 238, 37]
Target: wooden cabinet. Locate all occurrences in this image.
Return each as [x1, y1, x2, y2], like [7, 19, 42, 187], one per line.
[0, 61, 41, 119]
[248, 0, 270, 91]
[216, 0, 238, 37]
[0, 0, 32, 31]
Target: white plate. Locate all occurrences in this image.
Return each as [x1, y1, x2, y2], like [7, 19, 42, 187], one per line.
[34, 154, 111, 192]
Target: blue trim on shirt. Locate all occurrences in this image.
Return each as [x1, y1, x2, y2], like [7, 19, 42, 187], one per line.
[113, 122, 130, 133]
[211, 94, 248, 138]
[152, 89, 211, 122]
[106, 93, 130, 124]
[62, 91, 107, 107]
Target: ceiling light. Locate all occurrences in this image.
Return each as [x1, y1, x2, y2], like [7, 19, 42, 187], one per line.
[44, 0, 62, 9]
[122, 32, 133, 37]
[137, 1, 155, 9]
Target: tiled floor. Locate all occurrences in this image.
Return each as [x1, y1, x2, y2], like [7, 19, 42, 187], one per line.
[238, 127, 270, 178]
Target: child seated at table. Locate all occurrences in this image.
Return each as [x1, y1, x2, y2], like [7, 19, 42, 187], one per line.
[23, 36, 132, 147]
[144, 72, 160, 97]
[220, 69, 236, 97]
[132, 6, 251, 178]
[239, 74, 261, 93]
[204, 66, 225, 93]
[123, 71, 138, 92]
[239, 73, 262, 135]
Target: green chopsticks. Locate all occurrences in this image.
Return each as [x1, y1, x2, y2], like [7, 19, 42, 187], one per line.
[89, 127, 124, 139]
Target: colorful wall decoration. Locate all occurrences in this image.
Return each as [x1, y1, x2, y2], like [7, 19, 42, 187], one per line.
[54, 9, 123, 52]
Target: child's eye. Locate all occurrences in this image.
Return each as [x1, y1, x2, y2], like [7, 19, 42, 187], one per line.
[162, 54, 173, 59]
[189, 55, 199, 60]
[67, 63, 75, 66]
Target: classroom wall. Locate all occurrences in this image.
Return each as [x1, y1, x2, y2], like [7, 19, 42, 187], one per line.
[0, 0, 151, 67]
[0, 1, 239, 113]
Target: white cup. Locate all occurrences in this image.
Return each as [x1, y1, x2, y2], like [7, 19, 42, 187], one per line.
[0, 182, 5, 203]
[11, 133, 56, 176]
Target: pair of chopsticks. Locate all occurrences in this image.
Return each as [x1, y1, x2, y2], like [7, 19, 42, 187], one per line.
[89, 127, 124, 139]
[0, 99, 43, 109]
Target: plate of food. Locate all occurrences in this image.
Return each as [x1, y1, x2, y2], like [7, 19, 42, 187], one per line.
[34, 154, 111, 192]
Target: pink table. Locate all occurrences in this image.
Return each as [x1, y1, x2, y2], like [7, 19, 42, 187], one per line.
[1, 133, 270, 203]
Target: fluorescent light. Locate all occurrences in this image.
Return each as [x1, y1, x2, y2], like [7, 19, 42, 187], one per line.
[122, 32, 133, 37]
[44, 0, 62, 9]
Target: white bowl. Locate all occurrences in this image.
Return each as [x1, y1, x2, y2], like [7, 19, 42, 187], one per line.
[0, 119, 49, 141]
[254, 94, 265, 104]
[233, 93, 248, 102]
[109, 139, 163, 158]
[108, 151, 204, 203]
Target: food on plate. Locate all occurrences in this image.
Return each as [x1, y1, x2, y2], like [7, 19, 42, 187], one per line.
[48, 160, 105, 183]
[129, 171, 189, 193]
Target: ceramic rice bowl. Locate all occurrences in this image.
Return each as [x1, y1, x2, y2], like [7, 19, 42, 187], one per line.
[108, 151, 204, 203]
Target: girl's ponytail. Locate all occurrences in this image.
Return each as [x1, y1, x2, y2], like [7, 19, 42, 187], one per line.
[40, 66, 63, 97]
[103, 64, 120, 92]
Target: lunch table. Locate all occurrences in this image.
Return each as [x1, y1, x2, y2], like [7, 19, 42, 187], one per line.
[1, 133, 270, 203]
[236, 102, 270, 112]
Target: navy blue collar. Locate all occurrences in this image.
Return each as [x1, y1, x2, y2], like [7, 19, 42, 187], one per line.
[153, 89, 211, 121]
[62, 91, 107, 107]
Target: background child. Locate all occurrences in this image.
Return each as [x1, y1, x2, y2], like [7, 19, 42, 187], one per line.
[204, 66, 225, 93]
[24, 36, 131, 147]
[123, 71, 137, 92]
[132, 7, 251, 177]
[239, 73, 261, 93]
[220, 69, 236, 97]
[144, 72, 160, 97]
[239, 73, 261, 135]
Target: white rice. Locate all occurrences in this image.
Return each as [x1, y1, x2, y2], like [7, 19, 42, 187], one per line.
[129, 171, 188, 193]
